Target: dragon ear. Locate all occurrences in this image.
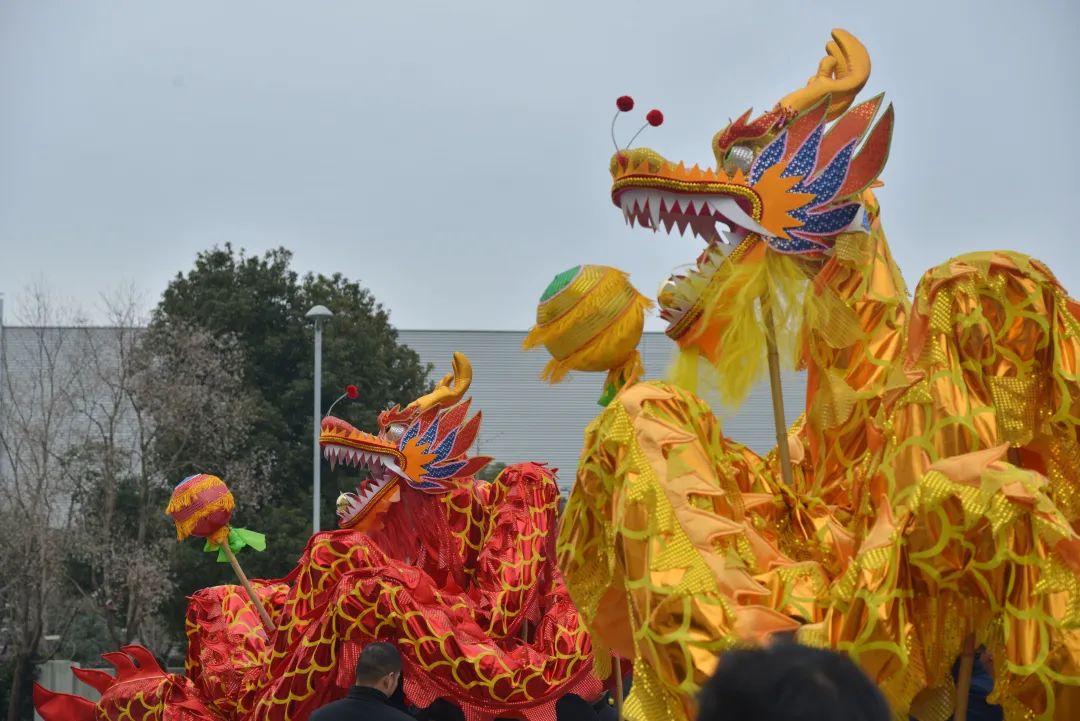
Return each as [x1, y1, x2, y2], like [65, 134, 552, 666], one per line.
[455, 455, 493, 479]
[834, 104, 893, 200]
[434, 399, 472, 447]
[449, 413, 483, 459]
[779, 96, 831, 167]
[817, 93, 884, 169]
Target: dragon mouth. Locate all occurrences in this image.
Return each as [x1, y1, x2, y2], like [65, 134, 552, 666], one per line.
[324, 443, 402, 530]
[614, 186, 758, 330]
[321, 417, 406, 530]
[614, 188, 770, 245]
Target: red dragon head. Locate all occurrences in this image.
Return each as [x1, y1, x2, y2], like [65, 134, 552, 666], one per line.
[609, 30, 893, 355]
[320, 352, 492, 530]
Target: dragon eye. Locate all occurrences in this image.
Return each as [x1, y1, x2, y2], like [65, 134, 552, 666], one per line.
[723, 145, 755, 174]
[385, 424, 405, 443]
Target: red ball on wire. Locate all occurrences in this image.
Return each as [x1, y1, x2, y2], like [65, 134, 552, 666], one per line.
[616, 96, 634, 112]
[346, 384, 359, 399]
[646, 109, 664, 127]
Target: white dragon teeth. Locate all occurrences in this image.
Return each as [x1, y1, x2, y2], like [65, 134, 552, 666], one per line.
[648, 198, 661, 230]
[619, 190, 776, 239]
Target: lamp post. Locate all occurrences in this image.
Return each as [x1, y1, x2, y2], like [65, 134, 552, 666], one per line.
[305, 305, 333, 534]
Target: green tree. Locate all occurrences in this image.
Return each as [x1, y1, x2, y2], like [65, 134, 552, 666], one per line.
[475, 462, 507, 483]
[149, 245, 430, 624]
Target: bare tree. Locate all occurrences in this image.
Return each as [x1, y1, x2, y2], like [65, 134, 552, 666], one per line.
[0, 287, 88, 721]
[0, 281, 274, 717]
[61, 287, 176, 650]
[62, 289, 270, 654]
[130, 316, 272, 508]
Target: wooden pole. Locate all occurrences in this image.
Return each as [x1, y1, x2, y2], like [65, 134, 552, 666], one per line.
[954, 632, 976, 721]
[956, 446, 1021, 720]
[760, 294, 794, 488]
[611, 658, 624, 720]
[220, 542, 276, 636]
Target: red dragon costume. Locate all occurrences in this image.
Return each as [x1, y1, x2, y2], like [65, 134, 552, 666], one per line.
[34, 353, 604, 721]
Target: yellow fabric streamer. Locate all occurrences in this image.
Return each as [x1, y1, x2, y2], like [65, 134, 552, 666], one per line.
[666, 238, 812, 407]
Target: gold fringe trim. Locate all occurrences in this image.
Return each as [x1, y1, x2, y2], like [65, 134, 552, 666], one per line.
[166, 475, 235, 542]
[166, 475, 222, 514]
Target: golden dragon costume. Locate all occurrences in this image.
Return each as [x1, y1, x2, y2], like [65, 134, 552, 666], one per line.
[34, 354, 605, 721]
[529, 30, 1080, 721]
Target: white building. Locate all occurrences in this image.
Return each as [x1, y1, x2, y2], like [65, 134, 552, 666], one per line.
[0, 321, 806, 490]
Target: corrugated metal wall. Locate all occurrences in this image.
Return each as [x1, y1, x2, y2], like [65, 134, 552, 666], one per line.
[0, 326, 808, 493]
[397, 330, 807, 489]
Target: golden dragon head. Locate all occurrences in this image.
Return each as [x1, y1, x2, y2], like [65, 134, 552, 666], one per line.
[609, 30, 893, 370]
[320, 352, 492, 531]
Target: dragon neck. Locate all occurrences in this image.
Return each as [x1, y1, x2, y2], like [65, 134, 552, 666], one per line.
[796, 191, 910, 506]
[374, 476, 485, 585]
[435, 479, 490, 580]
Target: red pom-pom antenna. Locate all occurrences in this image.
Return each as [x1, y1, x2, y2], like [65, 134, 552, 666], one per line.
[612, 96, 664, 154]
[623, 106, 665, 152]
[325, 383, 361, 417]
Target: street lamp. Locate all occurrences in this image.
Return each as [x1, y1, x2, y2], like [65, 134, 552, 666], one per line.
[305, 304, 333, 534]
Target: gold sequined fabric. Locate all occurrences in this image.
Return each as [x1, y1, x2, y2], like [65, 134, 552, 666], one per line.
[556, 240, 1080, 721]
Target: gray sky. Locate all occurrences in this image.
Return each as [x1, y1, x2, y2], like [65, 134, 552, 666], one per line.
[0, 1, 1076, 330]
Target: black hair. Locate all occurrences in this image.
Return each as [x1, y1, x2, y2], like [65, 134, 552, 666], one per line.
[355, 642, 402, 685]
[698, 644, 890, 721]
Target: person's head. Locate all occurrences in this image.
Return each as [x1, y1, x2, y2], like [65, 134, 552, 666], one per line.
[355, 642, 402, 696]
[698, 644, 889, 721]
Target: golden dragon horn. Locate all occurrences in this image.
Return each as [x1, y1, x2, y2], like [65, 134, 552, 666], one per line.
[780, 29, 870, 122]
[406, 351, 473, 414]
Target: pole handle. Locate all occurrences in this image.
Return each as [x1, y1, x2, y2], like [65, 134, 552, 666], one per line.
[611, 657, 625, 721]
[760, 294, 794, 487]
[954, 633, 976, 721]
[221, 542, 276, 636]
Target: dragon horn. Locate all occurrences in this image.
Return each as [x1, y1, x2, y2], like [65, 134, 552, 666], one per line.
[406, 352, 473, 414]
[780, 29, 870, 122]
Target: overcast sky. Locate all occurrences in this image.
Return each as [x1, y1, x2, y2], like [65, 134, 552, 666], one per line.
[0, 1, 1076, 330]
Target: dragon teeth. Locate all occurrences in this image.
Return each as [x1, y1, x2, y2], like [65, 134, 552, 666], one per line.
[648, 198, 661, 230]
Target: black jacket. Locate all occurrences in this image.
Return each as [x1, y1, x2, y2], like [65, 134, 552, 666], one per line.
[310, 686, 416, 721]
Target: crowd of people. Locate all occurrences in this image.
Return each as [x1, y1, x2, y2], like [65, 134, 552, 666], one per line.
[312, 640, 1001, 721]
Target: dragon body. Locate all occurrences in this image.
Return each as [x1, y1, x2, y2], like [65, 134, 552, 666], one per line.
[550, 30, 1080, 721]
[35, 353, 603, 721]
